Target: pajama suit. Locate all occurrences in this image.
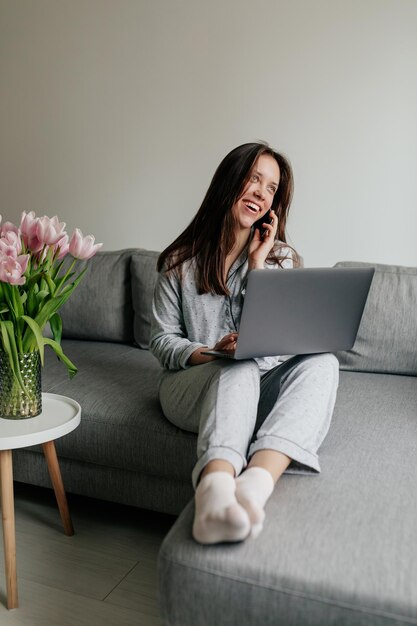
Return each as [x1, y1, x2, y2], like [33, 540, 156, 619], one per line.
[150, 246, 339, 487]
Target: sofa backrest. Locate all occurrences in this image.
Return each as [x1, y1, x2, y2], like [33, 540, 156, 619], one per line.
[60, 251, 417, 373]
[130, 249, 159, 348]
[60, 249, 136, 344]
[335, 261, 417, 376]
[59, 248, 160, 347]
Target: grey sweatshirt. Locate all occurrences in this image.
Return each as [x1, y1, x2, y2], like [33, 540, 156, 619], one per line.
[150, 246, 293, 372]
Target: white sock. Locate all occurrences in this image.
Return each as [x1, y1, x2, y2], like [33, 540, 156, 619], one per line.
[192, 471, 251, 544]
[235, 467, 275, 538]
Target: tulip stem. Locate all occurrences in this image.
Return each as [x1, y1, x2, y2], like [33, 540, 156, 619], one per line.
[54, 259, 76, 298]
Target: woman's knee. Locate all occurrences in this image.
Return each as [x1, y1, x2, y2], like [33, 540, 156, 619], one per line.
[318, 352, 339, 373]
[304, 353, 340, 383]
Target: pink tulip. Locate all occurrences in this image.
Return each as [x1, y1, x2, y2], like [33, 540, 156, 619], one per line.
[0, 254, 29, 285]
[17, 254, 29, 274]
[20, 211, 43, 252]
[54, 233, 70, 260]
[0, 231, 22, 257]
[69, 228, 103, 260]
[20, 211, 37, 236]
[0, 221, 19, 237]
[36, 215, 66, 246]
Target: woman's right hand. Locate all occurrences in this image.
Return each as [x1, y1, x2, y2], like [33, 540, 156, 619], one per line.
[187, 333, 238, 366]
[213, 332, 238, 354]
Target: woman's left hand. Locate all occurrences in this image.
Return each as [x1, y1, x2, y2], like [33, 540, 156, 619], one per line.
[248, 210, 278, 270]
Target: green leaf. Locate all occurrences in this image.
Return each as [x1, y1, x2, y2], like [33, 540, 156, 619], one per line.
[43, 337, 77, 378]
[51, 260, 65, 281]
[0, 320, 27, 393]
[49, 313, 62, 345]
[36, 290, 49, 305]
[44, 273, 56, 296]
[27, 287, 38, 317]
[26, 270, 44, 290]
[11, 285, 24, 318]
[55, 272, 75, 291]
[2, 283, 15, 315]
[0, 320, 17, 373]
[17, 317, 25, 342]
[21, 316, 45, 366]
[21, 268, 88, 352]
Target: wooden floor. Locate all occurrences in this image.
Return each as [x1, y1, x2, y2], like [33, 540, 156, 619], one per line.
[0, 482, 175, 625]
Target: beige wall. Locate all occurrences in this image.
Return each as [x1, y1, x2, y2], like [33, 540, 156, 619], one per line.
[1, 0, 416, 266]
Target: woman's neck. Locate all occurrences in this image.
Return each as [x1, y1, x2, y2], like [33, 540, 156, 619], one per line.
[224, 228, 251, 278]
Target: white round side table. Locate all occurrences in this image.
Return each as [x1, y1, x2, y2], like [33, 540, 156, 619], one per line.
[0, 392, 81, 610]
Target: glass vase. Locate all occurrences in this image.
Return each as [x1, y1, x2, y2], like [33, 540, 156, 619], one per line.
[0, 351, 42, 419]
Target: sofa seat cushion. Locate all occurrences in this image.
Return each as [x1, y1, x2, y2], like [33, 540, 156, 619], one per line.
[159, 371, 417, 626]
[40, 340, 196, 482]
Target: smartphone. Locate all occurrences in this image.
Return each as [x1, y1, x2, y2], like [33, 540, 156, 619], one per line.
[254, 210, 273, 239]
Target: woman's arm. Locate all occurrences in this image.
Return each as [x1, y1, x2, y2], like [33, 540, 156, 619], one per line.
[150, 268, 208, 370]
[150, 268, 240, 369]
[187, 347, 216, 366]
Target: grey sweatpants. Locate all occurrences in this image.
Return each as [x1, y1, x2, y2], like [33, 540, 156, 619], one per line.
[159, 353, 339, 488]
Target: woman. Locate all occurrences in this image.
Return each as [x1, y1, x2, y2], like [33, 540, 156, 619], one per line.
[150, 142, 339, 544]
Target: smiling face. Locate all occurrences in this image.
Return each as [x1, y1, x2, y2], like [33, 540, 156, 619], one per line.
[231, 153, 280, 234]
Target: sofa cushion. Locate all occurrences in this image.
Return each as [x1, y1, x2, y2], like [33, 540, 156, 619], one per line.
[41, 339, 196, 482]
[60, 250, 134, 344]
[159, 370, 417, 625]
[335, 261, 417, 375]
[131, 249, 159, 348]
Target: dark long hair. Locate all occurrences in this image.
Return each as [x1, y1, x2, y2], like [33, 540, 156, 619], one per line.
[158, 141, 300, 295]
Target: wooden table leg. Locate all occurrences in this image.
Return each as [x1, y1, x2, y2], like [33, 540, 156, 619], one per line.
[42, 441, 74, 536]
[0, 449, 18, 609]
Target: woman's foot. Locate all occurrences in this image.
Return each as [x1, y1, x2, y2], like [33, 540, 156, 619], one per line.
[235, 466, 274, 538]
[192, 471, 251, 544]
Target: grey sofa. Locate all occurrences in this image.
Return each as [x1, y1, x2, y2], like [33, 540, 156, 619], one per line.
[13, 249, 196, 515]
[12, 251, 417, 626]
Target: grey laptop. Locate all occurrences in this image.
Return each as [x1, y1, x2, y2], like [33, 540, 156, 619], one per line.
[202, 267, 375, 359]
